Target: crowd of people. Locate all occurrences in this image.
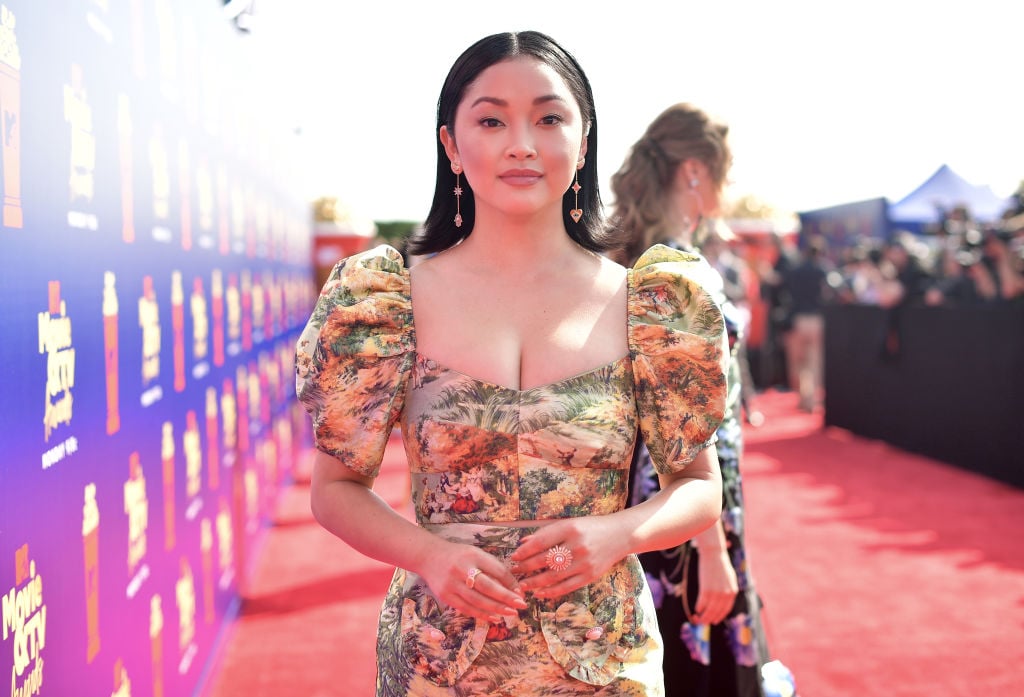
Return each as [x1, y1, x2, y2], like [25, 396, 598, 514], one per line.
[826, 209, 1024, 308]
[699, 201, 1024, 412]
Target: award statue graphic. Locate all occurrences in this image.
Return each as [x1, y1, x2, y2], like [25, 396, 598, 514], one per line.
[103, 271, 120, 434]
[205, 387, 220, 490]
[171, 271, 185, 393]
[190, 276, 209, 379]
[150, 595, 164, 697]
[138, 275, 162, 407]
[161, 421, 175, 550]
[83, 483, 101, 662]
[65, 63, 98, 230]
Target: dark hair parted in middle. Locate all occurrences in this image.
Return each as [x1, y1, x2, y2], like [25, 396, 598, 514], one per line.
[408, 30, 610, 256]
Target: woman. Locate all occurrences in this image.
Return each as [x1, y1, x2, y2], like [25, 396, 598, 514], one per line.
[608, 103, 783, 697]
[296, 33, 729, 696]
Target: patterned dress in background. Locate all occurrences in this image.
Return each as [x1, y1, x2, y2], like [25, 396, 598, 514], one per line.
[296, 244, 729, 696]
[630, 242, 771, 697]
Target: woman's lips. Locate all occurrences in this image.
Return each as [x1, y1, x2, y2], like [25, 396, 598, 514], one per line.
[499, 169, 543, 186]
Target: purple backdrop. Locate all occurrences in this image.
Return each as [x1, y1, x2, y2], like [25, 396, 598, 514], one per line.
[0, 2, 313, 695]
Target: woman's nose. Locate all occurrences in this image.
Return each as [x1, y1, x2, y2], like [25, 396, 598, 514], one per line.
[505, 125, 537, 159]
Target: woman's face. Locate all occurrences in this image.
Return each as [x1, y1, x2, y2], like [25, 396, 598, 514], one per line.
[441, 56, 588, 221]
[698, 169, 725, 218]
[673, 156, 728, 222]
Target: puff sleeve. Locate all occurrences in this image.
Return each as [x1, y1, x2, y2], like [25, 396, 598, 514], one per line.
[627, 244, 729, 473]
[295, 245, 415, 478]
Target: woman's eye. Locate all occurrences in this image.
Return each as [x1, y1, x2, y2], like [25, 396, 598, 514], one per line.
[539, 114, 564, 125]
[480, 117, 503, 127]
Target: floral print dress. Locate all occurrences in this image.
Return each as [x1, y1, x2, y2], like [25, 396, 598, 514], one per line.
[296, 244, 728, 696]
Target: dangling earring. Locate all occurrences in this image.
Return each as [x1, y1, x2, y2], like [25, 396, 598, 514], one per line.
[691, 180, 705, 218]
[569, 159, 584, 223]
[452, 162, 463, 228]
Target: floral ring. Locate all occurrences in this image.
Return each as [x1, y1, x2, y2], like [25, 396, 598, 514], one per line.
[465, 567, 482, 589]
[545, 545, 574, 572]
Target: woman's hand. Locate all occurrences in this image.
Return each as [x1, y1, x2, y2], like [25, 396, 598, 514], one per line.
[690, 546, 738, 625]
[509, 516, 629, 598]
[310, 451, 527, 623]
[416, 539, 528, 623]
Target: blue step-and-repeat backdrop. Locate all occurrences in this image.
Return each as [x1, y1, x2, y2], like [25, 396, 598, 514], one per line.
[0, 2, 314, 695]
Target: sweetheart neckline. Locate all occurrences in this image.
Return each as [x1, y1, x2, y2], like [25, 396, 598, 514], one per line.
[407, 264, 633, 396]
[414, 352, 632, 395]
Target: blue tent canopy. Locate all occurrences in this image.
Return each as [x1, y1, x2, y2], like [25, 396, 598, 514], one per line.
[888, 164, 1013, 227]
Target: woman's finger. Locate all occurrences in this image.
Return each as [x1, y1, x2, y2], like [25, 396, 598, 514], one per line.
[478, 560, 525, 597]
[513, 538, 580, 579]
[524, 572, 587, 600]
[512, 528, 576, 566]
[692, 591, 734, 625]
[458, 572, 527, 619]
[471, 569, 528, 610]
[692, 592, 714, 623]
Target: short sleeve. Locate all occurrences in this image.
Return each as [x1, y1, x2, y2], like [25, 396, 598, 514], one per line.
[295, 244, 415, 477]
[627, 244, 729, 474]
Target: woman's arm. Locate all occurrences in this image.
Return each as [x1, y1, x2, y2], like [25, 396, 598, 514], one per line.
[690, 519, 738, 625]
[511, 444, 723, 597]
[632, 444, 723, 552]
[310, 450, 526, 620]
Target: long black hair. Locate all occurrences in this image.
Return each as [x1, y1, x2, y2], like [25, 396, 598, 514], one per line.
[407, 30, 611, 256]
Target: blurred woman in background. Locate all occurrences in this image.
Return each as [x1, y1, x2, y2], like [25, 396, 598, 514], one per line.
[609, 103, 794, 697]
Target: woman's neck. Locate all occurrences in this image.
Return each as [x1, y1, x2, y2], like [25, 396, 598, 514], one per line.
[454, 206, 582, 273]
[670, 181, 701, 247]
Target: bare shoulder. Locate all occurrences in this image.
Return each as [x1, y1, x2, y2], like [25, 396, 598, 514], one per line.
[596, 251, 627, 279]
[408, 250, 447, 281]
[588, 251, 628, 297]
[408, 249, 465, 299]
[409, 244, 483, 283]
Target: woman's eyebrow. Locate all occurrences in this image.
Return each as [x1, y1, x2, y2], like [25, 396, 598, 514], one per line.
[469, 94, 568, 109]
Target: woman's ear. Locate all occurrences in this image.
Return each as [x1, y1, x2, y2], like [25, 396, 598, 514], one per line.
[682, 158, 700, 184]
[683, 158, 714, 190]
[440, 125, 459, 166]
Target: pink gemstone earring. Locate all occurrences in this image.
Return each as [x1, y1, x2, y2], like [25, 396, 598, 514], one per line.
[452, 162, 464, 228]
[569, 160, 583, 223]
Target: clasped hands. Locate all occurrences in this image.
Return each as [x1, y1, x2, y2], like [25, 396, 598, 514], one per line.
[419, 516, 626, 623]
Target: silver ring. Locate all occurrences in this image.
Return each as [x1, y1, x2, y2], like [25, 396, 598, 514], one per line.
[465, 567, 482, 589]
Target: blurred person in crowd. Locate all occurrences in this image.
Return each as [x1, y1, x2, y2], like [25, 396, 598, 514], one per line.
[924, 248, 985, 306]
[757, 233, 797, 390]
[975, 228, 1024, 301]
[297, 31, 731, 696]
[609, 102, 794, 697]
[836, 243, 903, 307]
[937, 205, 973, 252]
[924, 224, 1023, 305]
[781, 237, 832, 412]
[882, 234, 934, 307]
[701, 225, 748, 308]
[702, 229, 765, 426]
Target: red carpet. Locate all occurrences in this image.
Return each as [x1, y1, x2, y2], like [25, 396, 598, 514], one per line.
[201, 391, 1024, 696]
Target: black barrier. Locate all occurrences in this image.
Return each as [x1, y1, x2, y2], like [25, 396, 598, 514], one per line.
[824, 303, 1024, 488]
